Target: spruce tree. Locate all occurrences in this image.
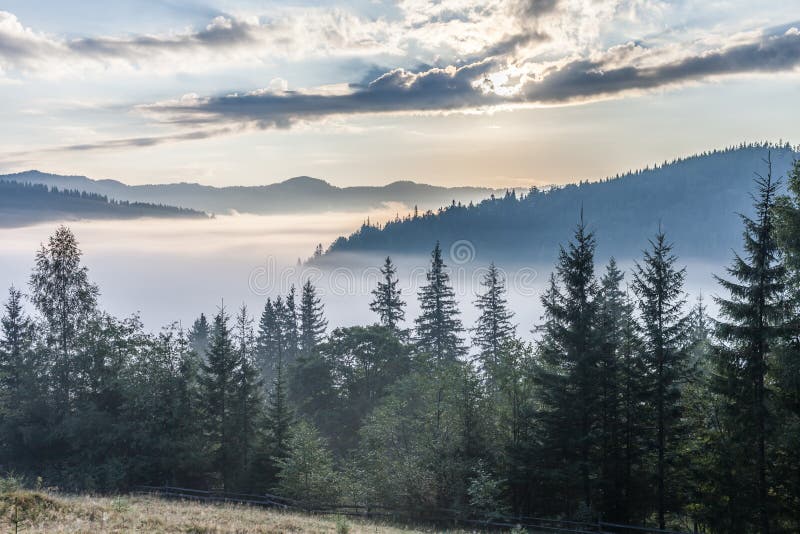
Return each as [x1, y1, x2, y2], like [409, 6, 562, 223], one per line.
[0, 287, 34, 402]
[188, 313, 211, 360]
[632, 229, 689, 530]
[265, 352, 292, 457]
[773, 158, 800, 528]
[282, 285, 300, 364]
[594, 259, 626, 521]
[370, 256, 405, 331]
[0, 287, 39, 464]
[535, 218, 601, 515]
[256, 298, 278, 388]
[714, 166, 785, 534]
[200, 304, 239, 490]
[300, 280, 327, 355]
[415, 242, 465, 363]
[617, 287, 649, 523]
[232, 304, 263, 489]
[473, 263, 515, 382]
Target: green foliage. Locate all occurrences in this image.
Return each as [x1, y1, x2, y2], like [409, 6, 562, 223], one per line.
[632, 229, 691, 529]
[276, 420, 338, 505]
[534, 217, 602, 516]
[335, 514, 350, 534]
[472, 263, 515, 383]
[300, 280, 327, 356]
[415, 242, 466, 363]
[370, 256, 405, 331]
[467, 461, 507, 516]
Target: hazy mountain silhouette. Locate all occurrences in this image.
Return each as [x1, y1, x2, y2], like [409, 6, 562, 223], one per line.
[324, 143, 799, 264]
[0, 180, 208, 228]
[1, 171, 501, 215]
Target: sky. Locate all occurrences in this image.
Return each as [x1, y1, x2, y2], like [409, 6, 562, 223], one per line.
[1, 0, 799, 188]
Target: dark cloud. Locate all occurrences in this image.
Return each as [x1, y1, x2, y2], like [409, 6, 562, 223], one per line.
[515, 0, 560, 18]
[66, 19, 258, 59]
[524, 29, 800, 102]
[478, 31, 549, 59]
[146, 59, 503, 129]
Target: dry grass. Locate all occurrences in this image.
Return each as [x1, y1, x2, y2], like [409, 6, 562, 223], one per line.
[0, 490, 471, 533]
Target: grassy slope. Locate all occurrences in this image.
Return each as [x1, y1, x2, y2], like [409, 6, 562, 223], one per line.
[0, 490, 463, 533]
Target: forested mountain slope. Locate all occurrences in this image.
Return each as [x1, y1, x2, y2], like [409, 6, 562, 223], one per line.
[325, 143, 798, 263]
[0, 180, 208, 227]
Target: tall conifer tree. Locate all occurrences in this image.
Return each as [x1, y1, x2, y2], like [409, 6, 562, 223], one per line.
[632, 229, 689, 530]
[473, 263, 515, 381]
[300, 280, 327, 355]
[714, 164, 785, 534]
[200, 304, 238, 490]
[415, 242, 465, 363]
[370, 256, 405, 331]
[535, 217, 601, 514]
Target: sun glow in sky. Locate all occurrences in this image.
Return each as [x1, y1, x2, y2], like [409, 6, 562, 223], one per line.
[1, 0, 799, 187]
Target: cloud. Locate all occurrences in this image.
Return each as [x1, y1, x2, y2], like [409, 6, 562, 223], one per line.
[130, 26, 800, 131]
[0, 10, 397, 77]
[523, 27, 800, 103]
[4, 3, 800, 157]
[6, 127, 236, 156]
[140, 59, 502, 129]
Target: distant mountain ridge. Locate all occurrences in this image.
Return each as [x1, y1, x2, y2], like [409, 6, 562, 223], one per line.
[1, 171, 502, 215]
[323, 143, 799, 264]
[0, 180, 208, 228]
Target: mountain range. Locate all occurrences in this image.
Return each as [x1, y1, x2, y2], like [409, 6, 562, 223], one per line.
[1, 170, 501, 216]
[323, 143, 799, 264]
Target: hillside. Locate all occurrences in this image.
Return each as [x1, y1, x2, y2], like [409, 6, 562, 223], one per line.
[2, 171, 500, 215]
[324, 143, 799, 263]
[0, 181, 208, 227]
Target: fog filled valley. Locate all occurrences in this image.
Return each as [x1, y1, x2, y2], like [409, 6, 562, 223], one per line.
[0, 207, 721, 335]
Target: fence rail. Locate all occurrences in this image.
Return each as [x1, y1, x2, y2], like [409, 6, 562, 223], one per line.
[133, 485, 692, 534]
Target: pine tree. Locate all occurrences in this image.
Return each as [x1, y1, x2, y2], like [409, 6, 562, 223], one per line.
[265, 353, 292, 455]
[773, 158, 800, 529]
[282, 285, 299, 364]
[713, 165, 785, 534]
[0, 287, 34, 401]
[300, 280, 327, 356]
[632, 229, 690, 530]
[232, 304, 263, 490]
[370, 256, 405, 331]
[472, 263, 515, 382]
[0, 287, 39, 464]
[256, 298, 279, 389]
[594, 259, 626, 521]
[617, 287, 650, 523]
[534, 218, 601, 515]
[188, 313, 211, 360]
[200, 304, 239, 490]
[415, 242, 465, 363]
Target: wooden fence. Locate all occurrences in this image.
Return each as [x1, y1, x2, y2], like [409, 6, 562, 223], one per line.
[133, 485, 692, 534]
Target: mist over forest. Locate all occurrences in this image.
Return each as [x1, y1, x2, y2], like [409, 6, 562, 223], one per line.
[1, 143, 800, 534]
